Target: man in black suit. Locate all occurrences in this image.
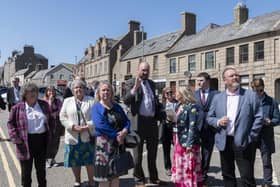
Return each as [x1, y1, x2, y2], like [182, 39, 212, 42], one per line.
[194, 72, 219, 187]
[7, 77, 21, 111]
[124, 62, 165, 187]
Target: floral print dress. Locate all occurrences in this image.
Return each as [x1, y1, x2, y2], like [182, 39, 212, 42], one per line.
[171, 103, 203, 187]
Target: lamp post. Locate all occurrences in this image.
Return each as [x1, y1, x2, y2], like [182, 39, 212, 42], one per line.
[184, 70, 192, 87]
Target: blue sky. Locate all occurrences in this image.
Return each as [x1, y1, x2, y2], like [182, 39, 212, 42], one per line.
[0, 0, 279, 66]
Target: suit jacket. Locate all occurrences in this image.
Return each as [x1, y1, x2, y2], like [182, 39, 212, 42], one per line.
[258, 93, 280, 153]
[207, 88, 263, 151]
[0, 95, 6, 110]
[7, 86, 21, 104]
[176, 103, 200, 148]
[123, 78, 162, 130]
[7, 99, 52, 160]
[59, 96, 95, 145]
[195, 89, 219, 132]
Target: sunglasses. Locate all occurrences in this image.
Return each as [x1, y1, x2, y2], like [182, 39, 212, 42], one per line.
[165, 91, 172, 95]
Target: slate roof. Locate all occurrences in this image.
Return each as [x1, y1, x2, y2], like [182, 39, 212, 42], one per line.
[32, 69, 49, 80]
[25, 71, 37, 79]
[122, 31, 183, 60]
[14, 68, 28, 76]
[61, 63, 75, 71]
[168, 10, 280, 55]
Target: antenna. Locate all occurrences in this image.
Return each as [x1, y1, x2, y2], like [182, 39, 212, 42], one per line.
[141, 26, 145, 61]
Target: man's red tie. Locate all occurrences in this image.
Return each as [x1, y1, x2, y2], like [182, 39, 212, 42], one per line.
[201, 91, 206, 105]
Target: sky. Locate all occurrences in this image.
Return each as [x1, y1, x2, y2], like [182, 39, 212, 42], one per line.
[0, 0, 280, 66]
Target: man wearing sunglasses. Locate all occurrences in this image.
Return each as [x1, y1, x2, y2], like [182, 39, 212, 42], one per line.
[194, 72, 219, 187]
[251, 78, 280, 187]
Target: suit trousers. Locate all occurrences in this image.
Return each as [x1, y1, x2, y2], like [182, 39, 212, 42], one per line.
[133, 115, 159, 182]
[260, 151, 273, 185]
[200, 127, 215, 182]
[220, 136, 256, 187]
[20, 133, 47, 187]
[161, 121, 173, 170]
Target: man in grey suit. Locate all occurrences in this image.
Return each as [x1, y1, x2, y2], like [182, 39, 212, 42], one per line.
[124, 62, 165, 187]
[207, 67, 263, 187]
[7, 77, 21, 112]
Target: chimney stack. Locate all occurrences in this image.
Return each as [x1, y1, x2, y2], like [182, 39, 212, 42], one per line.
[234, 3, 248, 27]
[128, 20, 140, 32]
[181, 12, 196, 35]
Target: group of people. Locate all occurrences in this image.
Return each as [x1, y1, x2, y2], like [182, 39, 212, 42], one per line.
[3, 62, 280, 187]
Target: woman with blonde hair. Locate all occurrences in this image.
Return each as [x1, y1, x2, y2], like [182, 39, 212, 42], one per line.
[92, 81, 131, 187]
[171, 86, 203, 187]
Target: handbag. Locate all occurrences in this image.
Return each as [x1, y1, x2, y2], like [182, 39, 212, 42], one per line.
[109, 149, 134, 176]
[76, 100, 95, 145]
[124, 130, 140, 148]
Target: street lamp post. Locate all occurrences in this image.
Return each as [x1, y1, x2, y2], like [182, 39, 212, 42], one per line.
[184, 70, 192, 87]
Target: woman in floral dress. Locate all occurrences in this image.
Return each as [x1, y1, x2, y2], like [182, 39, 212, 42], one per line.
[171, 86, 203, 187]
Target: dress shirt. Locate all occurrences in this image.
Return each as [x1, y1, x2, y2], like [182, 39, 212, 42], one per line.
[226, 89, 240, 136]
[200, 88, 210, 102]
[25, 102, 46, 134]
[13, 87, 21, 103]
[139, 80, 155, 117]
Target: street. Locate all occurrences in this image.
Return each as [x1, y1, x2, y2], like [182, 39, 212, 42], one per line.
[0, 109, 279, 187]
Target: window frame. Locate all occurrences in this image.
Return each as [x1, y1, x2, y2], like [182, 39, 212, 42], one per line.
[226, 47, 235, 65]
[254, 41, 264, 61]
[205, 51, 214, 69]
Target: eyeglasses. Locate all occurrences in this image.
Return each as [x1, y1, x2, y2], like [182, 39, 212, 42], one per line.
[165, 91, 172, 95]
[256, 89, 264, 93]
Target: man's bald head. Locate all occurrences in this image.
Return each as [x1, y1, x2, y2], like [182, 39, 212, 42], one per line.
[138, 62, 150, 80]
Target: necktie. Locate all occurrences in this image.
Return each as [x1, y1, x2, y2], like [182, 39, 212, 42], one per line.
[201, 90, 206, 105]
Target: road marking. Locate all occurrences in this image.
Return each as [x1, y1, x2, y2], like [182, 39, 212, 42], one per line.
[0, 126, 21, 173]
[0, 139, 16, 187]
[272, 159, 279, 185]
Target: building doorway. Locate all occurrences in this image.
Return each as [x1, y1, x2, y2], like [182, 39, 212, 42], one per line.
[274, 79, 280, 103]
[210, 78, 219, 90]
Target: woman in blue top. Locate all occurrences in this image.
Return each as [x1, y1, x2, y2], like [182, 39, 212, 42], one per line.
[92, 81, 130, 187]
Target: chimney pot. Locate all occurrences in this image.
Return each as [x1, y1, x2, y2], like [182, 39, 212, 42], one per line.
[181, 12, 196, 35]
[234, 3, 248, 26]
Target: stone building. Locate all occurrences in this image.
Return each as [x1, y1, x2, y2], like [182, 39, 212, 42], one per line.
[76, 20, 145, 89]
[30, 63, 74, 89]
[166, 3, 280, 102]
[3, 45, 48, 85]
[116, 12, 195, 97]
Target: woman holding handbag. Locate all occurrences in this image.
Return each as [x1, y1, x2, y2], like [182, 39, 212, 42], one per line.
[59, 79, 95, 187]
[92, 81, 131, 187]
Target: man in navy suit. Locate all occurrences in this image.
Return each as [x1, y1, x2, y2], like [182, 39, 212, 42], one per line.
[124, 62, 165, 187]
[207, 67, 263, 187]
[251, 78, 280, 187]
[195, 72, 219, 187]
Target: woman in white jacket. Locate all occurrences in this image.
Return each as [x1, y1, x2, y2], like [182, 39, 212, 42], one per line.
[59, 79, 95, 187]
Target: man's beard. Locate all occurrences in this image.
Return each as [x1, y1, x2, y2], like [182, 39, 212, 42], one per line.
[230, 82, 240, 90]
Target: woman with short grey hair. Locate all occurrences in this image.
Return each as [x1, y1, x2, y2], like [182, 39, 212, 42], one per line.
[7, 82, 52, 187]
[60, 79, 95, 187]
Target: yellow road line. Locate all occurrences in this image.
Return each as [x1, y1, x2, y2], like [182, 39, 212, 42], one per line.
[0, 140, 16, 187]
[0, 126, 21, 173]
